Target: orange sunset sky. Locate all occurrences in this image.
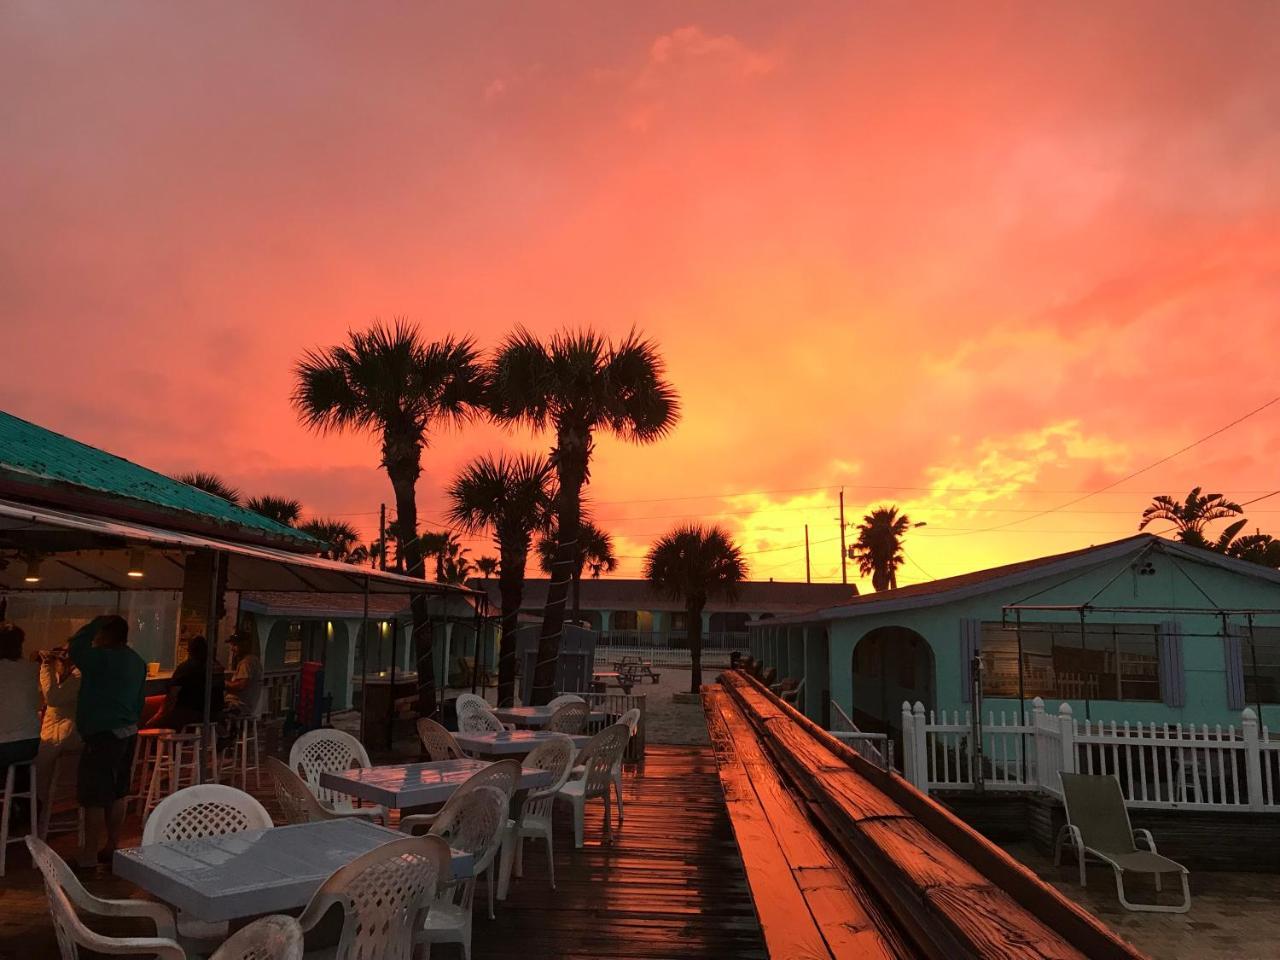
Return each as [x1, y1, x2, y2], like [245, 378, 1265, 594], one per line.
[3, 3, 1280, 590]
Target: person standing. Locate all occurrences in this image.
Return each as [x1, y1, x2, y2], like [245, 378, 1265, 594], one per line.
[35, 646, 81, 827]
[0, 623, 41, 820]
[68, 614, 146, 869]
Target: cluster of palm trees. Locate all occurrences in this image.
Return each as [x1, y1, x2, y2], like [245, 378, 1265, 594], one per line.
[291, 322, 681, 712]
[1140, 487, 1280, 566]
[173, 472, 371, 563]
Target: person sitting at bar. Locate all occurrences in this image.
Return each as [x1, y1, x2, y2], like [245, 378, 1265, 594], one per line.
[223, 632, 263, 718]
[35, 644, 81, 817]
[145, 635, 225, 730]
[0, 623, 41, 824]
[68, 614, 146, 869]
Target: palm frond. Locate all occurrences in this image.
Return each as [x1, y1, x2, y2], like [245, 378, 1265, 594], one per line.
[173, 471, 242, 505]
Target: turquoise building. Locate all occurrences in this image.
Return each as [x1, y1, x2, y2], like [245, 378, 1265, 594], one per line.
[751, 535, 1280, 738]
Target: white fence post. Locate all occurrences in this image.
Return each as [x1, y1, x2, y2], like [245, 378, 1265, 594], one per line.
[912, 701, 929, 794]
[1057, 703, 1075, 777]
[1243, 708, 1264, 811]
[1029, 697, 1045, 787]
[901, 701, 919, 790]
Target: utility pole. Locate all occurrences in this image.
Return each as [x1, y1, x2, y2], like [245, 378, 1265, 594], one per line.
[378, 503, 387, 571]
[839, 488, 848, 585]
[804, 524, 811, 584]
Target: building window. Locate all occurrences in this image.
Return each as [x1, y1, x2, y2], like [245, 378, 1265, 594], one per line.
[1245, 628, 1280, 704]
[284, 622, 303, 665]
[669, 613, 688, 631]
[980, 622, 1160, 701]
[612, 611, 638, 631]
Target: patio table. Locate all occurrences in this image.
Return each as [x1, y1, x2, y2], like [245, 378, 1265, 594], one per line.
[319, 758, 553, 809]
[113, 818, 474, 924]
[491, 705, 608, 729]
[453, 729, 592, 758]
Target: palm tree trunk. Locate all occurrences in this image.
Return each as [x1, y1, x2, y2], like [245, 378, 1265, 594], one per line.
[532, 434, 586, 705]
[571, 561, 583, 622]
[387, 452, 436, 720]
[688, 599, 705, 693]
[496, 545, 525, 707]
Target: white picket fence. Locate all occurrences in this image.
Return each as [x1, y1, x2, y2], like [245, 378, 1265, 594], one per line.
[900, 698, 1280, 813]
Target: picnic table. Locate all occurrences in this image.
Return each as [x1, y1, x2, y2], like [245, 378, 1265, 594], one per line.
[614, 656, 661, 685]
[113, 818, 474, 924]
[591, 670, 632, 694]
[491, 705, 608, 729]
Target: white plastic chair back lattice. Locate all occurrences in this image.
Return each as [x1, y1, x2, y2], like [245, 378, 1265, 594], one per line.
[398, 758, 520, 838]
[619, 707, 641, 736]
[288, 728, 372, 808]
[143, 784, 273, 844]
[429, 785, 508, 921]
[416, 717, 465, 762]
[208, 915, 304, 960]
[519, 734, 576, 825]
[546, 693, 585, 711]
[578, 724, 630, 800]
[41, 853, 185, 960]
[456, 693, 506, 734]
[266, 757, 339, 825]
[545, 701, 589, 734]
[27, 835, 179, 952]
[297, 834, 448, 960]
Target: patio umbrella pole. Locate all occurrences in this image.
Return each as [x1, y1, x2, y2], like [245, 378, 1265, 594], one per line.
[358, 576, 370, 745]
[202, 550, 222, 783]
[387, 616, 398, 751]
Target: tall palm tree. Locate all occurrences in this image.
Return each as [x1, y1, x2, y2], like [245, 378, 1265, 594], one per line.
[245, 495, 303, 526]
[294, 320, 486, 718]
[300, 518, 364, 561]
[490, 328, 679, 704]
[537, 519, 617, 621]
[850, 506, 912, 591]
[644, 524, 746, 692]
[447, 453, 554, 706]
[1139, 487, 1244, 548]
[174, 471, 241, 504]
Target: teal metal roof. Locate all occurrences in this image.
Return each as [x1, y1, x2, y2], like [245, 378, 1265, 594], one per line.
[0, 410, 315, 546]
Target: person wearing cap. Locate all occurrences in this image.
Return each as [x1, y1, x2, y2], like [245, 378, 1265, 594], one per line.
[223, 632, 263, 718]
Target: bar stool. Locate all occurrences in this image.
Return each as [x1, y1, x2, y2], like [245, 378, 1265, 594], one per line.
[220, 716, 261, 791]
[143, 730, 202, 821]
[39, 749, 85, 847]
[1, 759, 38, 877]
[127, 728, 165, 816]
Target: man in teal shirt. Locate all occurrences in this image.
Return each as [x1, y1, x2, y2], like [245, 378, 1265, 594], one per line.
[69, 614, 146, 869]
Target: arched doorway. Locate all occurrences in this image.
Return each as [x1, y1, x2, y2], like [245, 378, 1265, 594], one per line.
[850, 626, 934, 741]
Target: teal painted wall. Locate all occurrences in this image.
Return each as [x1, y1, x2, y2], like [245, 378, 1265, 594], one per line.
[761, 546, 1280, 729]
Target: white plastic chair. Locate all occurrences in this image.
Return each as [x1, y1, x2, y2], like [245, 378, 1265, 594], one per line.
[288, 728, 386, 822]
[265, 757, 340, 825]
[557, 723, 630, 847]
[416, 717, 465, 762]
[570, 707, 640, 821]
[545, 702, 589, 734]
[399, 758, 520, 836]
[143, 783, 273, 844]
[209, 915, 303, 960]
[417, 786, 508, 960]
[546, 693, 585, 711]
[511, 734, 576, 889]
[27, 836, 183, 960]
[297, 834, 448, 960]
[456, 693, 510, 735]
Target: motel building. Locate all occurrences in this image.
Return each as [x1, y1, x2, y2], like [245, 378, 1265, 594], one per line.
[752, 534, 1280, 740]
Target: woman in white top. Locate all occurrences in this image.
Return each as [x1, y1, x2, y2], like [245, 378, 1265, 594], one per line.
[35, 646, 82, 807]
[0, 622, 42, 783]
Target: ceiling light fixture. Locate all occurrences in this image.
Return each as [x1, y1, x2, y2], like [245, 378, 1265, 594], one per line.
[24, 557, 42, 583]
[127, 548, 146, 578]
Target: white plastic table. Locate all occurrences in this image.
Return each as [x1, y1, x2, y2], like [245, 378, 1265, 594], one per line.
[319, 758, 553, 809]
[491, 705, 608, 729]
[453, 729, 592, 758]
[113, 818, 473, 924]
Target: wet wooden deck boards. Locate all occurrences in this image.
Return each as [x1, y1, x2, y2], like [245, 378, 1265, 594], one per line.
[0, 744, 765, 960]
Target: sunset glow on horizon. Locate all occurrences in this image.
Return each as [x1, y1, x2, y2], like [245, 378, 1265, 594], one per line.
[4, 3, 1280, 590]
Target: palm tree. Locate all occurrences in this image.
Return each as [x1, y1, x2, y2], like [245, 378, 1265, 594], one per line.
[644, 524, 746, 692]
[490, 328, 679, 704]
[447, 453, 554, 705]
[1139, 487, 1244, 548]
[849, 506, 913, 591]
[174, 471, 241, 504]
[476, 556, 500, 578]
[300, 518, 364, 561]
[1225, 531, 1280, 568]
[294, 320, 486, 718]
[420, 530, 473, 584]
[244, 495, 303, 526]
[537, 519, 617, 621]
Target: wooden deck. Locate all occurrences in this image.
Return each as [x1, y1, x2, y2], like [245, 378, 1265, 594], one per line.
[0, 744, 765, 960]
